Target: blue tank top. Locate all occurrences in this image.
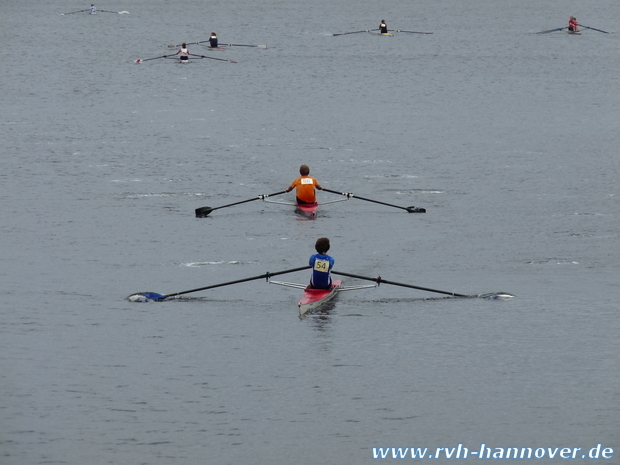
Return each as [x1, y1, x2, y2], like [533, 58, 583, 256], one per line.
[309, 253, 334, 289]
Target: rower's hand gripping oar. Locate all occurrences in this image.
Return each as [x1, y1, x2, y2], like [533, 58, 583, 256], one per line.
[134, 54, 176, 64]
[331, 271, 468, 297]
[195, 190, 287, 217]
[128, 265, 312, 302]
[322, 188, 425, 213]
[188, 53, 237, 63]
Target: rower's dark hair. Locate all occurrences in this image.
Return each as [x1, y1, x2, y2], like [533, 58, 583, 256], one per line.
[300, 165, 310, 176]
[315, 237, 330, 254]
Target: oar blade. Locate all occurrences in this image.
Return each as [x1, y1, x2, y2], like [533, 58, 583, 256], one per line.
[478, 292, 515, 300]
[195, 206, 213, 217]
[406, 206, 426, 213]
[127, 292, 168, 302]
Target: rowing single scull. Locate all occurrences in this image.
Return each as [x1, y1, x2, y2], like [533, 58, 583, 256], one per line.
[269, 279, 377, 316]
[262, 197, 349, 219]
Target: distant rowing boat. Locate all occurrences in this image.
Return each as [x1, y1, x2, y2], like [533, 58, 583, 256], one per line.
[194, 188, 425, 218]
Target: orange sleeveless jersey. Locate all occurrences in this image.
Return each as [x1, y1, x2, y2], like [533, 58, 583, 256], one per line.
[288, 176, 319, 203]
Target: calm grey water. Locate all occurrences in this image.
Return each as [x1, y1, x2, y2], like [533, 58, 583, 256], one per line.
[1, 0, 618, 463]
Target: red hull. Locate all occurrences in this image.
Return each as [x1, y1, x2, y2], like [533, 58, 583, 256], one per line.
[295, 203, 318, 219]
[298, 280, 342, 315]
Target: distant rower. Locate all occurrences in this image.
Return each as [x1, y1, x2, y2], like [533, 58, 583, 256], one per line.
[379, 19, 388, 34]
[209, 32, 218, 48]
[175, 43, 189, 61]
[568, 16, 579, 33]
[90, 4, 97, 14]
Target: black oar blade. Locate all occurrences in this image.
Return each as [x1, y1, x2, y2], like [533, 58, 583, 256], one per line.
[195, 206, 213, 217]
[406, 206, 426, 213]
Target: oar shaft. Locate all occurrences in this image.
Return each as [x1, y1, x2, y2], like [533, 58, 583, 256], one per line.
[331, 271, 468, 297]
[322, 188, 406, 211]
[188, 53, 237, 63]
[580, 25, 608, 33]
[537, 27, 566, 34]
[166, 266, 312, 298]
[396, 30, 434, 34]
[211, 190, 286, 211]
[333, 30, 372, 36]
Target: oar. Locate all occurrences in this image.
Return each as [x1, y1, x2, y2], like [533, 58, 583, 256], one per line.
[188, 53, 237, 63]
[321, 188, 425, 213]
[167, 42, 201, 48]
[537, 26, 567, 34]
[579, 24, 609, 33]
[332, 29, 376, 36]
[220, 43, 267, 49]
[134, 54, 175, 64]
[395, 30, 434, 34]
[331, 271, 468, 297]
[59, 9, 89, 15]
[128, 265, 312, 302]
[195, 190, 286, 217]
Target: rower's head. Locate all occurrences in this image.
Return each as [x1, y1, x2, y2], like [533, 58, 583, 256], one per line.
[182, 43, 187, 47]
[315, 237, 330, 254]
[300, 165, 310, 176]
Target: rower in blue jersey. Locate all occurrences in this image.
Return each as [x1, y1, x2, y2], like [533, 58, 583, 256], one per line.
[309, 237, 335, 289]
[90, 4, 97, 14]
[209, 32, 218, 48]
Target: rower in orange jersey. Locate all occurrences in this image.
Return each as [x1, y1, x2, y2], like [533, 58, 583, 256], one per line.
[285, 165, 323, 205]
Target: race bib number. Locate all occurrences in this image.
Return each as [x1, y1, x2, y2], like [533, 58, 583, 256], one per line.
[313, 259, 329, 272]
[300, 178, 314, 185]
